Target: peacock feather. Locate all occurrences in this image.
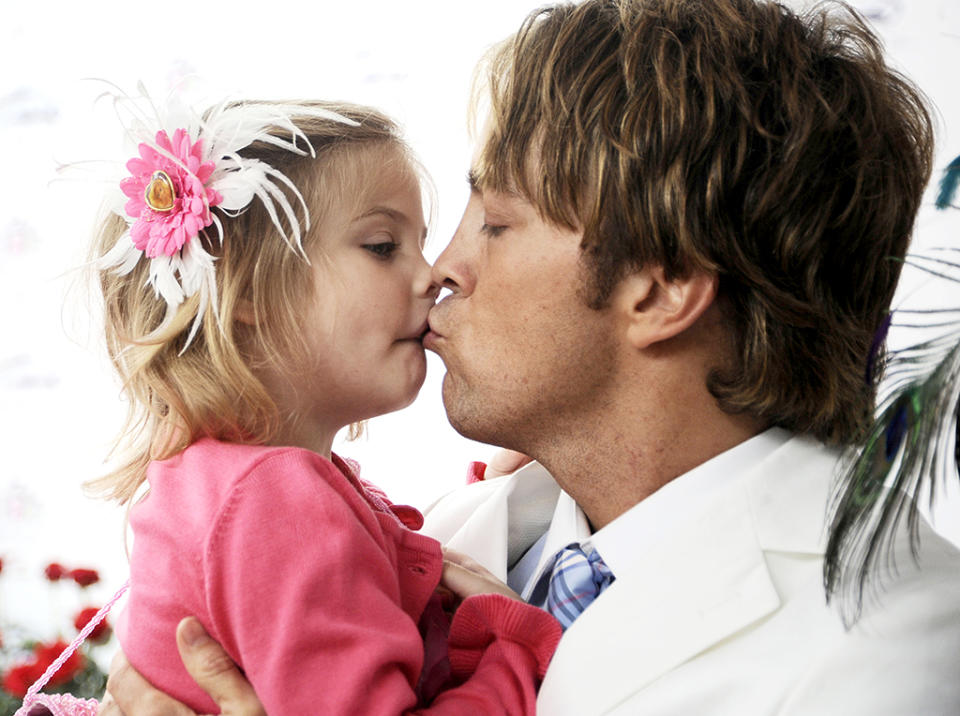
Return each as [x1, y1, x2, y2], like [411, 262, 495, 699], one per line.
[825, 155, 960, 626]
[936, 154, 960, 209]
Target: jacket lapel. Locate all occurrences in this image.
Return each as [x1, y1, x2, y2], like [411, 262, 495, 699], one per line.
[539, 477, 781, 714]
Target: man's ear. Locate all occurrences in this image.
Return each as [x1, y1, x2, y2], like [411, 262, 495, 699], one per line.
[615, 266, 718, 350]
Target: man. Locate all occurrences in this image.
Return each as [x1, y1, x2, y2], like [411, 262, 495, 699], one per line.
[102, 0, 960, 713]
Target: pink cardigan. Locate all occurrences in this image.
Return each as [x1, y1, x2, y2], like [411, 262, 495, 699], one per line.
[116, 439, 560, 714]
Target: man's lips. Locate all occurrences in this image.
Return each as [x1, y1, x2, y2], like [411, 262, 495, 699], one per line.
[422, 329, 441, 350]
[424, 305, 447, 350]
[422, 319, 443, 350]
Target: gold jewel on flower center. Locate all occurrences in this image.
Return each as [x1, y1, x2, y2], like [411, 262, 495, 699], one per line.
[144, 170, 176, 212]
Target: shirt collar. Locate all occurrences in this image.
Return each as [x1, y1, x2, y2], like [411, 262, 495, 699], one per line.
[522, 427, 792, 592]
[588, 427, 791, 578]
[519, 485, 592, 601]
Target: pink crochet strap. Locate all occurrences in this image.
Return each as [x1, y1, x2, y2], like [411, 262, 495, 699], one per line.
[16, 692, 99, 716]
[23, 580, 129, 702]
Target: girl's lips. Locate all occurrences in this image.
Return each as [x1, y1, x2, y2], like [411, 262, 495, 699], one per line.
[399, 320, 431, 342]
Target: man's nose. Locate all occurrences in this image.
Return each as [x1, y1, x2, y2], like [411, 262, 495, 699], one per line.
[432, 231, 475, 297]
[414, 253, 441, 300]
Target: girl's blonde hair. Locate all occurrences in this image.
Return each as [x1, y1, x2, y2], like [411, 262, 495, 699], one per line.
[88, 101, 412, 505]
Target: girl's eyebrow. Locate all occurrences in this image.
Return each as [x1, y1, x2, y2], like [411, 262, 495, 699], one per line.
[353, 206, 407, 223]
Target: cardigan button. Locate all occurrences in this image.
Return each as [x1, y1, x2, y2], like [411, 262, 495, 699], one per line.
[409, 565, 427, 575]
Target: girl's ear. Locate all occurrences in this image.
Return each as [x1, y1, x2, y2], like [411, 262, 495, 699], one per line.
[614, 266, 718, 350]
[234, 298, 257, 326]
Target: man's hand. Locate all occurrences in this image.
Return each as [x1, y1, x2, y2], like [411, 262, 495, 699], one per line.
[99, 648, 194, 716]
[97, 618, 265, 716]
[174, 618, 264, 715]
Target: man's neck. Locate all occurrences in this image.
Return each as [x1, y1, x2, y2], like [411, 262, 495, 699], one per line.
[528, 388, 764, 531]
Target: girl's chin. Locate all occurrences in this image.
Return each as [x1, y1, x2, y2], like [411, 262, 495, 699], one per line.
[344, 354, 427, 421]
[389, 380, 427, 414]
[363, 377, 427, 421]
[403, 351, 428, 392]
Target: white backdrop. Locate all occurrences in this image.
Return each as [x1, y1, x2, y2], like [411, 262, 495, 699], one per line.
[1, 0, 959, 645]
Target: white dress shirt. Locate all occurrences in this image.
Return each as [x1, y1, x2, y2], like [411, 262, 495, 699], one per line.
[507, 428, 791, 605]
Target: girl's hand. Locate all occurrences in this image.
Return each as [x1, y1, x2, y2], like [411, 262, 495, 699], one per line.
[484, 449, 534, 479]
[441, 547, 523, 602]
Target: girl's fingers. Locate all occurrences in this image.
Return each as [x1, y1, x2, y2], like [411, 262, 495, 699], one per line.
[441, 546, 490, 575]
[441, 557, 522, 602]
[485, 450, 534, 479]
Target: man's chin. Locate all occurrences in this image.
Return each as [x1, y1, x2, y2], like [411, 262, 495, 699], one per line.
[441, 382, 502, 445]
[439, 380, 474, 437]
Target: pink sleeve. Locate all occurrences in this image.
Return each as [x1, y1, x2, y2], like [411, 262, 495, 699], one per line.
[202, 451, 561, 715]
[432, 594, 562, 711]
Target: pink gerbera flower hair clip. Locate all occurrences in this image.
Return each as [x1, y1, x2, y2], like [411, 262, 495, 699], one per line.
[120, 128, 222, 260]
[96, 84, 357, 348]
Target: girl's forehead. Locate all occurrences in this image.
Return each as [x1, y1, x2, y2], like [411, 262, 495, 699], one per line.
[308, 145, 424, 235]
[339, 149, 421, 211]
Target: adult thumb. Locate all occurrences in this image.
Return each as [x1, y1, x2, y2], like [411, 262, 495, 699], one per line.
[176, 617, 266, 716]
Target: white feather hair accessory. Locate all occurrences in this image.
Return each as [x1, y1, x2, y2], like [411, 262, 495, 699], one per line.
[97, 83, 358, 348]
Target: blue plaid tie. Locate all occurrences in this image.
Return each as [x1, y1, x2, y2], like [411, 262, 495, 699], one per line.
[545, 543, 615, 629]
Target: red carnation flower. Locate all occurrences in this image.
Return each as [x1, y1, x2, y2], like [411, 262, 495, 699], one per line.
[32, 640, 85, 688]
[0, 557, 4, 574]
[74, 607, 111, 643]
[2, 663, 40, 698]
[44, 562, 66, 581]
[69, 568, 100, 587]
[1, 641, 85, 697]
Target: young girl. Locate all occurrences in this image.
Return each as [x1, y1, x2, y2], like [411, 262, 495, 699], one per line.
[78, 94, 560, 713]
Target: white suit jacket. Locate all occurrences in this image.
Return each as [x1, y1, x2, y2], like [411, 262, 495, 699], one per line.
[422, 434, 960, 715]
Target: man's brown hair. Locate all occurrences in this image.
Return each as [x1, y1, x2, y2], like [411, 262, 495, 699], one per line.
[473, 0, 934, 445]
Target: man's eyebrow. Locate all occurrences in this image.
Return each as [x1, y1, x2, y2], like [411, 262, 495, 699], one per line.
[468, 169, 524, 200]
[467, 170, 481, 193]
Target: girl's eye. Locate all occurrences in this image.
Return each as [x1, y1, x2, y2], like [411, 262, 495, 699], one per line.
[480, 223, 507, 237]
[363, 241, 399, 259]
